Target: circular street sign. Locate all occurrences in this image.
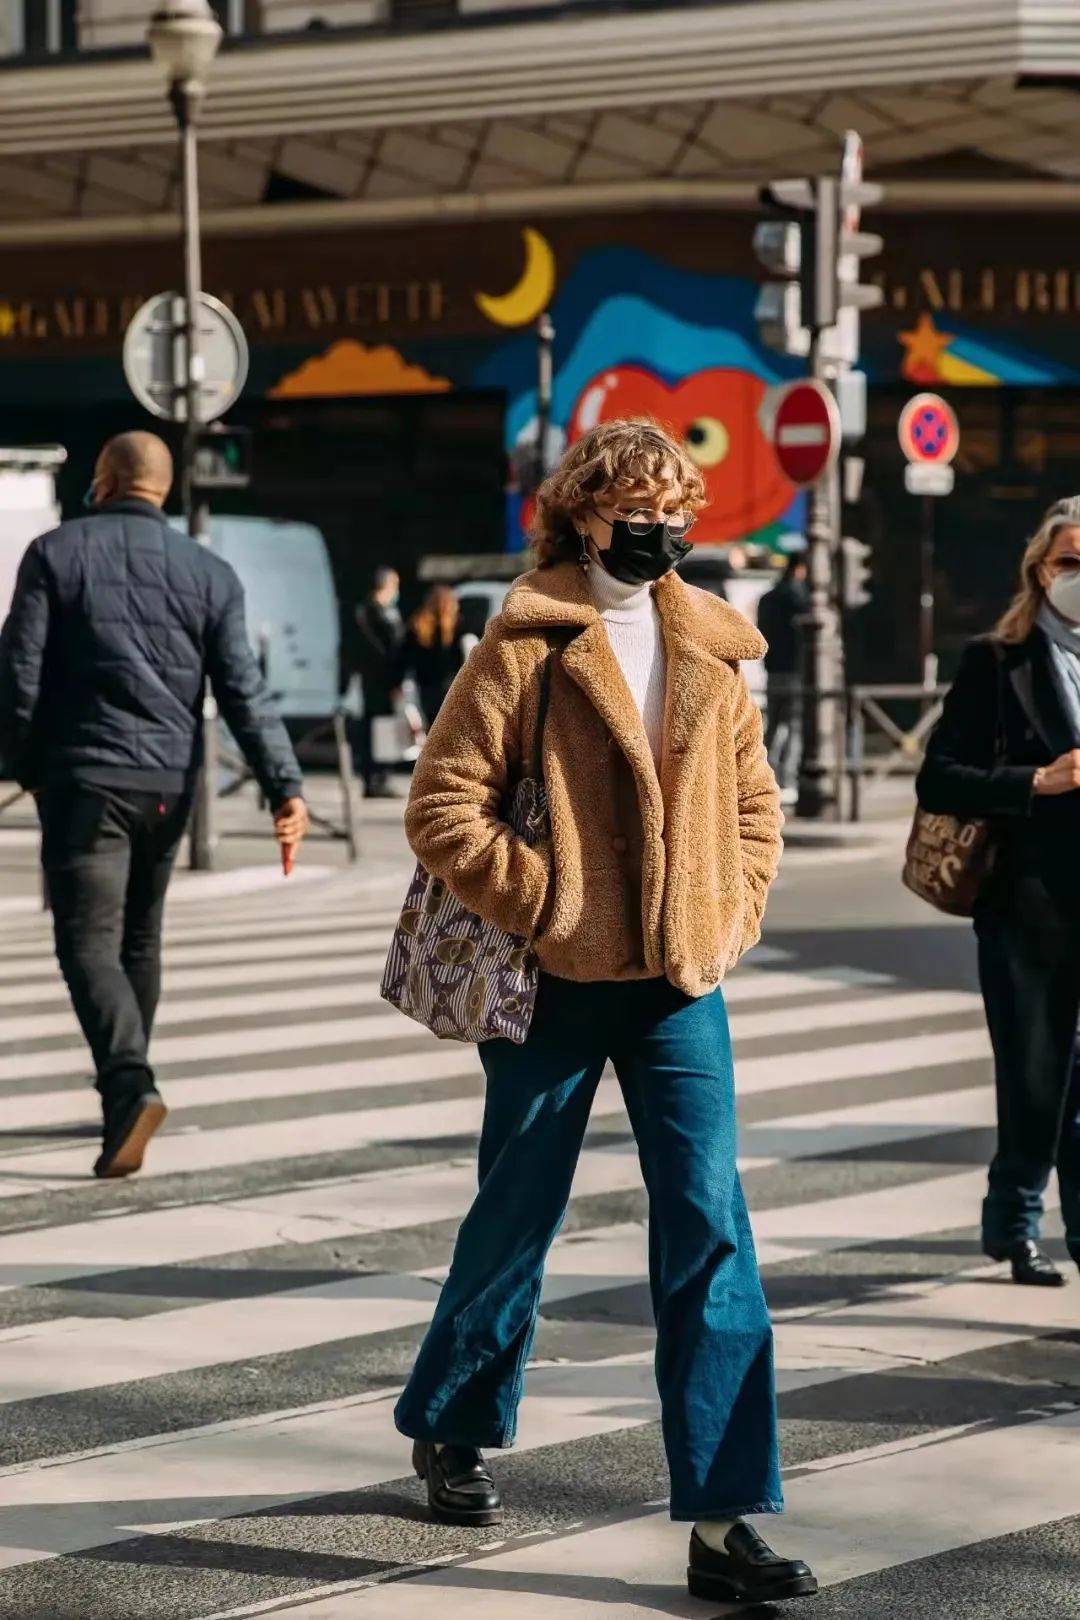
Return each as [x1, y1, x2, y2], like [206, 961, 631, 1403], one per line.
[123, 291, 249, 424]
[771, 379, 842, 486]
[898, 392, 959, 466]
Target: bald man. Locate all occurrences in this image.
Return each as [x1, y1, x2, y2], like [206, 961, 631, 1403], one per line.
[0, 431, 307, 1179]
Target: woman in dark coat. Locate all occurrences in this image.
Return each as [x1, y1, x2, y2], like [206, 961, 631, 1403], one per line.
[398, 585, 468, 730]
[916, 495, 1080, 1287]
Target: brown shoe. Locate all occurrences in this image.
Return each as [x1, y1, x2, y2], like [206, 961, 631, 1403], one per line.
[93, 1090, 168, 1179]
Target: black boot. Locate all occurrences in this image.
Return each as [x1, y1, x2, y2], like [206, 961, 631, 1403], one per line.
[688, 1524, 818, 1604]
[412, 1441, 503, 1526]
[984, 1239, 1065, 1287]
[93, 1089, 167, 1180]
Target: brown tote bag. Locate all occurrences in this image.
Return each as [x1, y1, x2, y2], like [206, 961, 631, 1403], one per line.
[902, 645, 1005, 919]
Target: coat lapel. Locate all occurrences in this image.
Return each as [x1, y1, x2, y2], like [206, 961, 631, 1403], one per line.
[1008, 634, 1073, 757]
[653, 570, 766, 785]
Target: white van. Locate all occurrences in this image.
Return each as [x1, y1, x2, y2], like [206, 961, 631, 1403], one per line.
[0, 448, 65, 620]
[200, 515, 341, 729]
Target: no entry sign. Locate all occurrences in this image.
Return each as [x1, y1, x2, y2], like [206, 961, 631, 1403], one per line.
[898, 393, 959, 465]
[772, 379, 841, 486]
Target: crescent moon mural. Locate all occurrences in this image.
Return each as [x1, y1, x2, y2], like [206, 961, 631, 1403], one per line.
[475, 227, 556, 327]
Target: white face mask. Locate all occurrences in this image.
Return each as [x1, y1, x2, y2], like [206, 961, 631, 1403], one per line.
[1047, 570, 1080, 625]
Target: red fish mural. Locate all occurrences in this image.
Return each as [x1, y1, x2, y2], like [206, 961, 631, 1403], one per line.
[567, 365, 796, 544]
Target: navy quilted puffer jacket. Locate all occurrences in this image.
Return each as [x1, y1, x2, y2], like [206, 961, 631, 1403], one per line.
[0, 498, 302, 805]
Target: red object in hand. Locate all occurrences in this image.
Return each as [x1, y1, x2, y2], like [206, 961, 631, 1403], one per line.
[281, 844, 294, 877]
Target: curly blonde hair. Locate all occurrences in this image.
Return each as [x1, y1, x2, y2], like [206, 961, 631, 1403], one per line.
[996, 495, 1080, 643]
[530, 417, 707, 567]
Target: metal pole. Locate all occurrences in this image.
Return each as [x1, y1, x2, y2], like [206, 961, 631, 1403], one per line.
[536, 311, 554, 487]
[333, 710, 362, 864]
[174, 81, 204, 539]
[920, 493, 936, 689]
[172, 79, 217, 871]
[796, 334, 845, 821]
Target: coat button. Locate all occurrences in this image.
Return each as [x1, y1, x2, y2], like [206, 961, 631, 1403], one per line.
[611, 834, 628, 854]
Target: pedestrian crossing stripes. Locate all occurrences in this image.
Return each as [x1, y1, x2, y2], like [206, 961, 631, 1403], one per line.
[0, 857, 1074, 1620]
[251, 1406, 1079, 1620]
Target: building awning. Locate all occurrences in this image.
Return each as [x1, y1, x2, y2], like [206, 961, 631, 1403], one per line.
[0, 0, 1077, 241]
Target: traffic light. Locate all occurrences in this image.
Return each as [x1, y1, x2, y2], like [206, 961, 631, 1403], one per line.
[752, 178, 818, 357]
[830, 137, 884, 365]
[753, 134, 884, 366]
[193, 424, 253, 491]
[838, 536, 872, 609]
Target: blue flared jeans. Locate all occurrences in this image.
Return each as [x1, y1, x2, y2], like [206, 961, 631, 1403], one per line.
[394, 973, 783, 1521]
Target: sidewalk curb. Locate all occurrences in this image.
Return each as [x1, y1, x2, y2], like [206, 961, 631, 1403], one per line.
[783, 817, 909, 850]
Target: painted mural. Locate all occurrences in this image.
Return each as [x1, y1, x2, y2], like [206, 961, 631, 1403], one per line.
[468, 235, 804, 550]
[895, 309, 1080, 388]
[8, 209, 1080, 559]
[258, 224, 1080, 552]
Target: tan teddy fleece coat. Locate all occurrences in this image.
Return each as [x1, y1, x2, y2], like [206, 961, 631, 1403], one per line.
[404, 560, 783, 998]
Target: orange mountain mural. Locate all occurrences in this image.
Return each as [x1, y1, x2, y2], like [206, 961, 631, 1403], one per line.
[268, 340, 451, 398]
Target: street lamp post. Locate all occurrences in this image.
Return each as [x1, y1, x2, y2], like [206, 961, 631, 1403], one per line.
[147, 1, 222, 870]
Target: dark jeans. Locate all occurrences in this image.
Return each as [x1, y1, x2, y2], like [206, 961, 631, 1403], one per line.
[352, 711, 391, 795]
[764, 674, 802, 791]
[394, 974, 782, 1521]
[37, 784, 190, 1102]
[976, 886, 1080, 1263]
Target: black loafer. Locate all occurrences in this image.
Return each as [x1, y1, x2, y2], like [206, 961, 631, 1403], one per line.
[984, 1239, 1065, 1288]
[688, 1523, 818, 1604]
[412, 1441, 503, 1526]
[93, 1090, 168, 1180]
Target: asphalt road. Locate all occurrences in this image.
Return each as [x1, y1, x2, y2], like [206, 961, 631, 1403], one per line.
[0, 805, 1075, 1620]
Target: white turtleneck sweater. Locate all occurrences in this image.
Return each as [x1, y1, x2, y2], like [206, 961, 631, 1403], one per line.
[586, 553, 667, 769]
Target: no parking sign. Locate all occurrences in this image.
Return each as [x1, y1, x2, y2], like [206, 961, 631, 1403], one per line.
[899, 393, 959, 496]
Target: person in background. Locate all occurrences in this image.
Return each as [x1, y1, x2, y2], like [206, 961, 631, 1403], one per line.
[398, 583, 468, 729]
[756, 554, 809, 806]
[917, 495, 1080, 1287]
[0, 432, 307, 1181]
[354, 565, 404, 798]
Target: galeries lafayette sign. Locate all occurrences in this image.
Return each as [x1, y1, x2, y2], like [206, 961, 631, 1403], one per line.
[0, 280, 448, 347]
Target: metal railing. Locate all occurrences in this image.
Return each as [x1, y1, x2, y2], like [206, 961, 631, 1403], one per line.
[844, 684, 947, 821]
[213, 709, 362, 863]
[764, 682, 947, 823]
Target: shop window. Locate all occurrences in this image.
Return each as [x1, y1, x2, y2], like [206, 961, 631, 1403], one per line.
[18, 0, 77, 54]
[391, 0, 459, 22]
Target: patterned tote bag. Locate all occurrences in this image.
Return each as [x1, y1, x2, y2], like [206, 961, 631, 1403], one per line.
[380, 650, 556, 1045]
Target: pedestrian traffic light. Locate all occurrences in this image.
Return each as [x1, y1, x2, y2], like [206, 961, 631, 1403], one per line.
[753, 179, 815, 356]
[831, 146, 884, 366]
[839, 536, 873, 609]
[193, 424, 253, 491]
[754, 137, 884, 366]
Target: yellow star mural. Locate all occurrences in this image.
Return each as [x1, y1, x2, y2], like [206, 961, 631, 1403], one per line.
[899, 311, 997, 386]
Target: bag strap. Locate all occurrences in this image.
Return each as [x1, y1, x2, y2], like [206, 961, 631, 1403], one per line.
[532, 646, 557, 784]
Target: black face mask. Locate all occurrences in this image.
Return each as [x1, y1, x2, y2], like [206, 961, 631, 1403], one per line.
[598, 519, 692, 585]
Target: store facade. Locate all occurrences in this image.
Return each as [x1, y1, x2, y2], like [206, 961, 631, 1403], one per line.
[3, 204, 1080, 675]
